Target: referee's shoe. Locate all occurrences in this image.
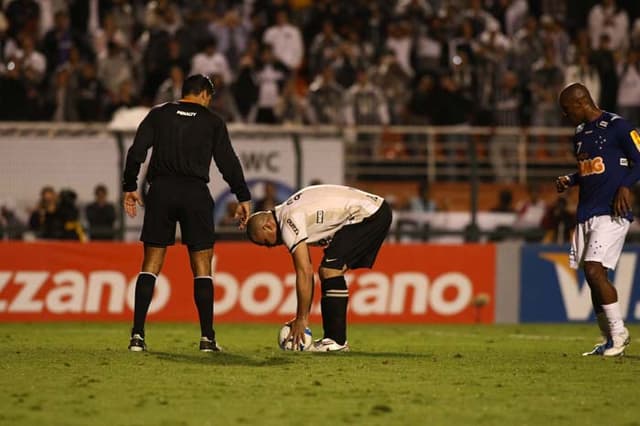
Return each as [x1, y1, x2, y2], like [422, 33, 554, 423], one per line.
[199, 336, 223, 352]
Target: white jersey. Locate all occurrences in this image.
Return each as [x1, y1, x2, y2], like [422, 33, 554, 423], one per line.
[274, 185, 384, 252]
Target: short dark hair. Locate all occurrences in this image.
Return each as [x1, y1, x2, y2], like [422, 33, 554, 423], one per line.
[182, 74, 215, 98]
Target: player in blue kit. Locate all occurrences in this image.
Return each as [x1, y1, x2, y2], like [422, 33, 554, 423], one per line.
[556, 83, 640, 356]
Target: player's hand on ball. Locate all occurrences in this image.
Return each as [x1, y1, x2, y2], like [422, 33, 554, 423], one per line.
[556, 176, 571, 193]
[124, 192, 144, 218]
[287, 317, 309, 350]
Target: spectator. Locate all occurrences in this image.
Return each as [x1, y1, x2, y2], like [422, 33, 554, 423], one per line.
[28, 186, 62, 239]
[85, 184, 116, 240]
[155, 64, 184, 105]
[41, 10, 91, 77]
[409, 179, 438, 212]
[564, 52, 601, 107]
[307, 65, 344, 125]
[503, 0, 529, 37]
[13, 33, 46, 84]
[262, 9, 303, 70]
[190, 37, 232, 85]
[616, 49, 640, 125]
[108, 80, 139, 117]
[539, 15, 569, 67]
[0, 199, 26, 240]
[97, 41, 133, 98]
[275, 77, 312, 124]
[344, 68, 389, 126]
[413, 20, 444, 75]
[209, 72, 241, 123]
[232, 48, 259, 122]
[92, 13, 127, 61]
[513, 183, 546, 230]
[57, 188, 85, 241]
[490, 70, 522, 183]
[510, 15, 544, 86]
[372, 52, 411, 124]
[406, 74, 436, 125]
[48, 65, 78, 122]
[308, 20, 342, 76]
[385, 19, 413, 77]
[209, 9, 249, 71]
[254, 181, 281, 211]
[490, 189, 515, 213]
[591, 33, 619, 112]
[253, 44, 288, 123]
[542, 196, 574, 244]
[0, 59, 28, 119]
[588, 0, 629, 52]
[76, 61, 107, 121]
[529, 44, 564, 156]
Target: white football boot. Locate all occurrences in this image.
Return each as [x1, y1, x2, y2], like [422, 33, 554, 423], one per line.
[603, 327, 630, 357]
[307, 338, 350, 352]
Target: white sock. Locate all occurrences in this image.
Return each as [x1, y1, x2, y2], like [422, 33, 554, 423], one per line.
[602, 302, 625, 335]
[596, 312, 610, 337]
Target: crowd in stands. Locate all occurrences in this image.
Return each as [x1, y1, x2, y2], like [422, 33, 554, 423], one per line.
[0, 0, 639, 127]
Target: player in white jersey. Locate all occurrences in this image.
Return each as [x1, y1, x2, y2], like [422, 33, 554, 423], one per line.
[246, 185, 393, 351]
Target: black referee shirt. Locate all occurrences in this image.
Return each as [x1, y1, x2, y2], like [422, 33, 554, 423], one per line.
[123, 101, 251, 202]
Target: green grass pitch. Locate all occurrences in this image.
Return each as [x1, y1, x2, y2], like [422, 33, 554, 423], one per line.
[1, 323, 639, 426]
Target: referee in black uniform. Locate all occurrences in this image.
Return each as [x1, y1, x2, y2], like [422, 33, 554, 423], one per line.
[123, 74, 251, 352]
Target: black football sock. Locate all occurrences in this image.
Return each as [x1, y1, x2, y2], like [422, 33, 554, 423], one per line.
[321, 276, 348, 345]
[132, 273, 157, 338]
[194, 277, 215, 340]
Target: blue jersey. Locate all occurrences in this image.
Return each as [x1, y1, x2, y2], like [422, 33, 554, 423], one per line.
[569, 111, 640, 223]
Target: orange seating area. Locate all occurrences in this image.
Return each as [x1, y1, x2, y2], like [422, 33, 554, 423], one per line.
[354, 181, 579, 212]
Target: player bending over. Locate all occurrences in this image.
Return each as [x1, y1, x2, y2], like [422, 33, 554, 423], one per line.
[246, 184, 392, 351]
[557, 83, 640, 356]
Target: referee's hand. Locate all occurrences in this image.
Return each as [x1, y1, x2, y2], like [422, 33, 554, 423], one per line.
[124, 192, 144, 218]
[235, 201, 251, 230]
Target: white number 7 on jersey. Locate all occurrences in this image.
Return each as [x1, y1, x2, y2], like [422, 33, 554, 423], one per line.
[576, 142, 582, 154]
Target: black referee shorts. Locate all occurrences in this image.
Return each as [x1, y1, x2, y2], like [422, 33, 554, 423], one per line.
[141, 176, 215, 252]
[321, 201, 392, 270]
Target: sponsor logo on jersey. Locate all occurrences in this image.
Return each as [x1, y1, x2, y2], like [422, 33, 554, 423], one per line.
[621, 158, 629, 166]
[630, 130, 640, 151]
[578, 156, 605, 176]
[597, 120, 608, 128]
[286, 218, 299, 235]
[177, 110, 197, 117]
[316, 210, 324, 224]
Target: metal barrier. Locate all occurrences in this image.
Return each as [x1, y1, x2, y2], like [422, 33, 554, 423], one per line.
[0, 122, 577, 242]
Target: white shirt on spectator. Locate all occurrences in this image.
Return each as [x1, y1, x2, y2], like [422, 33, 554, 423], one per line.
[505, 0, 528, 36]
[588, 3, 629, 51]
[190, 51, 232, 84]
[263, 23, 304, 70]
[617, 63, 640, 108]
[14, 49, 46, 82]
[386, 36, 413, 76]
[255, 64, 285, 108]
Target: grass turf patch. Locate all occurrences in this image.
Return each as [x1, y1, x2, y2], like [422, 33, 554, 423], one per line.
[1, 323, 639, 426]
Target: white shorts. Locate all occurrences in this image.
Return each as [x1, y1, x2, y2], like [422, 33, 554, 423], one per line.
[570, 215, 630, 270]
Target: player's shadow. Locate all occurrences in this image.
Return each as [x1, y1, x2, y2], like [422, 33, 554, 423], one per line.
[324, 351, 433, 359]
[152, 351, 294, 367]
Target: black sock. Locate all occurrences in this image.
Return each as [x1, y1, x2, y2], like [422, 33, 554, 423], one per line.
[321, 276, 348, 345]
[194, 277, 215, 340]
[132, 273, 156, 337]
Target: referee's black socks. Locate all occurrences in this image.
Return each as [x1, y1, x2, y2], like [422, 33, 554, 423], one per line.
[194, 277, 215, 340]
[321, 276, 349, 345]
[132, 272, 156, 337]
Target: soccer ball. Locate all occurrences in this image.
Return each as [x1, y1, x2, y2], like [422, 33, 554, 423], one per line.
[278, 324, 313, 351]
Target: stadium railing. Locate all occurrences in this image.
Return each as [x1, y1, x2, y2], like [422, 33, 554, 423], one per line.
[0, 122, 576, 241]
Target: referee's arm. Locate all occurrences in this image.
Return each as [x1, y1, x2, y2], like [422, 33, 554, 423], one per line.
[123, 113, 154, 192]
[212, 123, 251, 203]
[122, 113, 154, 217]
